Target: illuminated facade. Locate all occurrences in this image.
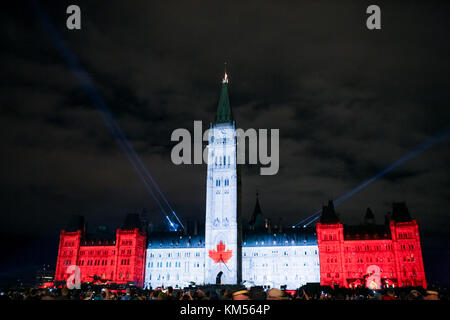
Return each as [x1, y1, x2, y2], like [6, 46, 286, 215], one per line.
[55, 73, 428, 291]
[144, 232, 206, 288]
[204, 71, 241, 284]
[143, 73, 320, 289]
[143, 228, 320, 289]
[54, 214, 147, 287]
[241, 230, 320, 289]
[316, 201, 427, 289]
[144, 199, 320, 289]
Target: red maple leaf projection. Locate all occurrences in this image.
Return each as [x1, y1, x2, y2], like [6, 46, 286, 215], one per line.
[209, 241, 232, 264]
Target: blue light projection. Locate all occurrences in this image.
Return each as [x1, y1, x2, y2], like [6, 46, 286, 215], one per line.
[32, 0, 183, 231]
[293, 124, 450, 228]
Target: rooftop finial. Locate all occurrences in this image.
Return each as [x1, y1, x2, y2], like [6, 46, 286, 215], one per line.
[223, 62, 228, 84]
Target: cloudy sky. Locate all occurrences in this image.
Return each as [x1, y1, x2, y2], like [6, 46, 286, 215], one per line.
[1, 0, 449, 285]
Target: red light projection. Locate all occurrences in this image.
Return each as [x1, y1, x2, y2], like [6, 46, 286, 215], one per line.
[209, 241, 232, 264]
[54, 228, 147, 287]
[317, 218, 427, 289]
[366, 265, 382, 289]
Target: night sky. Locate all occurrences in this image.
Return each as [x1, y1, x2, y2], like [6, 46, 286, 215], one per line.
[1, 1, 449, 287]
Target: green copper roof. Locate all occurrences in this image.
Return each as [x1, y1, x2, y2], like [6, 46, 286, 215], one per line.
[215, 79, 233, 124]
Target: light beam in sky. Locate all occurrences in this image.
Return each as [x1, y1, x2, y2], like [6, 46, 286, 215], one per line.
[293, 123, 450, 228]
[32, 0, 184, 231]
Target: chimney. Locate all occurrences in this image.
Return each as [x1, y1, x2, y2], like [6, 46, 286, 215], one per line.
[385, 212, 392, 225]
[194, 220, 198, 236]
[148, 222, 154, 233]
[278, 218, 283, 233]
[265, 218, 272, 233]
[184, 221, 188, 235]
[141, 209, 149, 234]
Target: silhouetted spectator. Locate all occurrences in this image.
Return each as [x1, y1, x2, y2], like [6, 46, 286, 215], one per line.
[424, 290, 439, 300]
[249, 287, 266, 300]
[406, 289, 423, 300]
[267, 288, 288, 300]
[120, 287, 132, 300]
[232, 289, 250, 300]
[382, 290, 397, 300]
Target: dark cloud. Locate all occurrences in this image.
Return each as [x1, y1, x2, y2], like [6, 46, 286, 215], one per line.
[0, 0, 449, 285]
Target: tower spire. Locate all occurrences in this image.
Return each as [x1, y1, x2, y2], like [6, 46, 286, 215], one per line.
[250, 191, 263, 230]
[223, 62, 228, 83]
[215, 64, 232, 123]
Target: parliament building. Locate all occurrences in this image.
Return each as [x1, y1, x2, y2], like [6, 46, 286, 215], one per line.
[54, 73, 426, 290]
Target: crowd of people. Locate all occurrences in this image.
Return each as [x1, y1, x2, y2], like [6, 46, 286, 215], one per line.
[0, 285, 445, 301]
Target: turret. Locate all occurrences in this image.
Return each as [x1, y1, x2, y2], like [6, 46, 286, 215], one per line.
[364, 207, 375, 225]
[391, 202, 412, 222]
[320, 200, 340, 224]
[249, 192, 264, 230]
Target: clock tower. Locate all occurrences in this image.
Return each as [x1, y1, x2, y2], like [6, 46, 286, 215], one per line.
[204, 71, 241, 284]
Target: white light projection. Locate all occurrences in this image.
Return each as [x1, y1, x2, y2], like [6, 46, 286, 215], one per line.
[143, 73, 322, 289]
[204, 122, 239, 284]
[241, 245, 320, 289]
[144, 246, 205, 289]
